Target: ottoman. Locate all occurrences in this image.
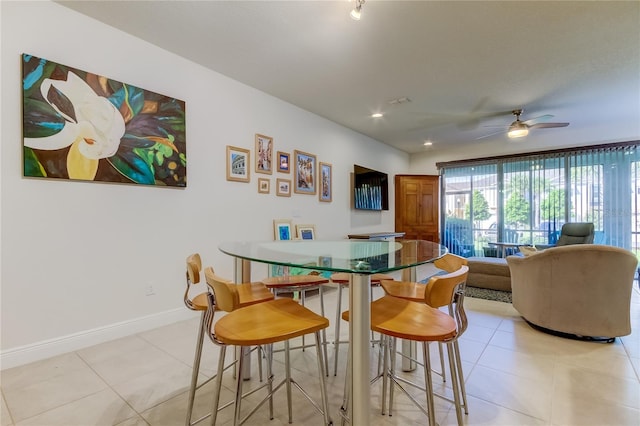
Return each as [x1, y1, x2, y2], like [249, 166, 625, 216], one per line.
[466, 256, 511, 292]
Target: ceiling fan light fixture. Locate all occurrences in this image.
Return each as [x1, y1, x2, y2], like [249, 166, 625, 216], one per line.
[507, 121, 529, 138]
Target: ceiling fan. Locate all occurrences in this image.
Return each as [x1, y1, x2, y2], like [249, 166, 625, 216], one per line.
[476, 109, 569, 140]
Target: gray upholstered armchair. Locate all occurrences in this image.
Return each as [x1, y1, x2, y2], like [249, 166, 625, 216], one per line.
[506, 244, 637, 340]
[537, 222, 594, 249]
[556, 222, 594, 245]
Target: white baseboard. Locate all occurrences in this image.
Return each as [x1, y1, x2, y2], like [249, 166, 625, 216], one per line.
[1, 308, 196, 370]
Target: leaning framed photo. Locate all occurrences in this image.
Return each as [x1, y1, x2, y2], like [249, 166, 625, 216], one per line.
[277, 151, 290, 173]
[294, 150, 317, 195]
[319, 162, 332, 202]
[255, 133, 273, 175]
[296, 224, 316, 240]
[273, 219, 293, 241]
[258, 178, 270, 194]
[226, 145, 250, 182]
[276, 178, 291, 197]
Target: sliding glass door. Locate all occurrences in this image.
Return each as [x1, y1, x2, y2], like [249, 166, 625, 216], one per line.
[439, 142, 640, 258]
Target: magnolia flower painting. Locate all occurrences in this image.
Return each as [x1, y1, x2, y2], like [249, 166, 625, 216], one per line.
[22, 54, 186, 187]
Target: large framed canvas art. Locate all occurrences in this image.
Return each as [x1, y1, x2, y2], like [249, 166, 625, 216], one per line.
[22, 54, 187, 187]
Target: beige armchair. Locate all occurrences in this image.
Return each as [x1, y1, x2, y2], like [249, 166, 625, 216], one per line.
[506, 244, 637, 340]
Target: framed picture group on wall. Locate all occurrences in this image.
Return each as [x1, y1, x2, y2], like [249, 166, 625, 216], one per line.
[225, 137, 332, 204]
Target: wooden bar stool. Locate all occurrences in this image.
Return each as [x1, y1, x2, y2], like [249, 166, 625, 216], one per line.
[204, 268, 332, 426]
[330, 272, 393, 376]
[341, 266, 469, 425]
[261, 273, 330, 373]
[379, 253, 469, 413]
[184, 254, 274, 426]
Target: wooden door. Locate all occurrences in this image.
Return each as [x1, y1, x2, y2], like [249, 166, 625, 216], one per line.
[395, 175, 440, 242]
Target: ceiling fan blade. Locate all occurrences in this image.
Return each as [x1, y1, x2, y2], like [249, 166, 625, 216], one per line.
[475, 129, 505, 140]
[529, 122, 570, 129]
[523, 114, 554, 125]
[458, 109, 516, 131]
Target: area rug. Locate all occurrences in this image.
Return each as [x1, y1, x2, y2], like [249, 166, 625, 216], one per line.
[464, 286, 512, 303]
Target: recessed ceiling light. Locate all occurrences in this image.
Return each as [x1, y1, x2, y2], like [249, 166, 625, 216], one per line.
[371, 113, 383, 118]
[423, 141, 433, 146]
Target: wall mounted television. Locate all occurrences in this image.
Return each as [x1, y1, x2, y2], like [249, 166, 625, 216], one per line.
[354, 164, 389, 211]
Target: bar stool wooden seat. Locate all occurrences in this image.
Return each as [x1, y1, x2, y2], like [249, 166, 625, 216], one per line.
[330, 272, 394, 376]
[204, 268, 332, 426]
[184, 254, 274, 426]
[261, 273, 330, 372]
[340, 266, 469, 425]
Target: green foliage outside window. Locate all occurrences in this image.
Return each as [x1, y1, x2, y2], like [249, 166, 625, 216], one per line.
[541, 188, 565, 220]
[465, 190, 491, 224]
[505, 191, 530, 227]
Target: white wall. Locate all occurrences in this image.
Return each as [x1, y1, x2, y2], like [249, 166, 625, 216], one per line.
[0, 1, 409, 368]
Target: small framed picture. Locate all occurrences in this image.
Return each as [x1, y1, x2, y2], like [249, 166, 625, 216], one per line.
[294, 150, 317, 195]
[226, 145, 250, 182]
[258, 178, 270, 194]
[273, 219, 293, 241]
[277, 151, 290, 173]
[296, 224, 316, 240]
[276, 178, 291, 197]
[319, 162, 332, 202]
[319, 256, 332, 268]
[255, 134, 273, 175]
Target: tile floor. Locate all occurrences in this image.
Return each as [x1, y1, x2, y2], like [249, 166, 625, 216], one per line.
[1, 283, 639, 426]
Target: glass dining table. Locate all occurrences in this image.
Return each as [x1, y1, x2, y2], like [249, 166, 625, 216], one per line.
[218, 239, 447, 425]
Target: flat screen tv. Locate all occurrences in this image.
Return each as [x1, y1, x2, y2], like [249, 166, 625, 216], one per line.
[354, 165, 389, 211]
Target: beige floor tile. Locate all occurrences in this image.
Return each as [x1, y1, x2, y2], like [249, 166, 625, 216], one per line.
[4, 287, 639, 426]
[631, 356, 640, 377]
[114, 416, 149, 426]
[464, 311, 505, 330]
[143, 331, 223, 378]
[489, 329, 563, 357]
[465, 365, 552, 421]
[15, 388, 135, 426]
[111, 360, 195, 413]
[553, 363, 640, 410]
[138, 317, 201, 347]
[496, 315, 529, 333]
[141, 378, 234, 426]
[477, 345, 555, 385]
[76, 335, 155, 365]
[456, 338, 488, 364]
[441, 395, 547, 426]
[554, 344, 638, 380]
[1, 352, 91, 390]
[621, 332, 640, 358]
[79, 341, 187, 386]
[460, 323, 498, 344]
[2, 354, 107, 423]
[551, 395, 640, 426]
[1, 394, 13, 426]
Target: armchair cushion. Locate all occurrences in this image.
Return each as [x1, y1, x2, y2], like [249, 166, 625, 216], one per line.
[506, 244, 637, 339]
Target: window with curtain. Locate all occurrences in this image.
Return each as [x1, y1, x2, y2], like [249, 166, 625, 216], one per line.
[438, 142, 640, 258]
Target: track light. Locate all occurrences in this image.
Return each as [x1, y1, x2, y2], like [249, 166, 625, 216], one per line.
[350, 0, 365, 20]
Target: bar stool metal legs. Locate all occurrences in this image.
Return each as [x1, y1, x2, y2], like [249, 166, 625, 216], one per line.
[186, 311, 207, 426]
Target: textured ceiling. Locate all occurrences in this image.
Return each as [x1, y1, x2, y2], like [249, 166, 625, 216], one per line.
[57, 1, 640, 154]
